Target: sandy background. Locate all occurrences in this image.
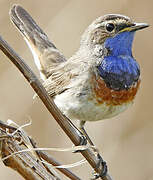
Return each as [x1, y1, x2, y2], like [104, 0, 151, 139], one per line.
[0, 0, 153, 179]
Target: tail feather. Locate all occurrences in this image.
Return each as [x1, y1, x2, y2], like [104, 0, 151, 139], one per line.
[10, 5, 66, 80]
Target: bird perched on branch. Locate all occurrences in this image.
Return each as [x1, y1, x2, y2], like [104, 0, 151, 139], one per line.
[10, 5, 148, 147]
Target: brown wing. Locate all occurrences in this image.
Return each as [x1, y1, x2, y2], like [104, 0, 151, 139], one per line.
[43, 63, 76, 97]
[10, 5, 66, 79]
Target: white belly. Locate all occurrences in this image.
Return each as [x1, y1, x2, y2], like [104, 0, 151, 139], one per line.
[54, 90, 132, 122]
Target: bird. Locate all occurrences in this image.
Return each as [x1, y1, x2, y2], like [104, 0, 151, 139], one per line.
[10, 5, 149, 147]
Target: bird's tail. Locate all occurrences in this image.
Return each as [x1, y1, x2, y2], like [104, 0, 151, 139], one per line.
[10, 5, 66, 80]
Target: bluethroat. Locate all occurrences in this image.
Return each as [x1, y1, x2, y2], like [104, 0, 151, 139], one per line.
[10, 5, 149, 147]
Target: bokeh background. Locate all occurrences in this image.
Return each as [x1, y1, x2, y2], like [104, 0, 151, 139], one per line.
[0, 0, 152, 179]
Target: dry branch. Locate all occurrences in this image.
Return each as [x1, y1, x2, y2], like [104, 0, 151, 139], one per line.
[0, 120, 81, 180]
[0, 35, 113, 180]
[0, 121, 58, 180]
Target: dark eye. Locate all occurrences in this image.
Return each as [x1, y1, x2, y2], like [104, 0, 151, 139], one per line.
[106, 23, 115, 32]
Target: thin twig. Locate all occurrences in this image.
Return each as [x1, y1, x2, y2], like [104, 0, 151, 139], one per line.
[0, 120, 81, 180]
[29, 138, 82, 180]
[0, 128, 58, 180]
[0, 35, 112, 180]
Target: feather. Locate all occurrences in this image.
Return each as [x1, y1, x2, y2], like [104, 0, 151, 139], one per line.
[10, 5, 66, 80]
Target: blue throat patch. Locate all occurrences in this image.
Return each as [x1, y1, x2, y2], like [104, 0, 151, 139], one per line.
[98, 31, 140, 91]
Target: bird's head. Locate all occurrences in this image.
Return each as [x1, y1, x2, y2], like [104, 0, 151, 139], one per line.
[80, 14, 149, 91]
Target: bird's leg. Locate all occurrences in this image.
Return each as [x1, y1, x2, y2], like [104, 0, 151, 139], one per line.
[79, 121, 107, 179]
[67, 118, 87, 146]
[79, 121, 95, 146]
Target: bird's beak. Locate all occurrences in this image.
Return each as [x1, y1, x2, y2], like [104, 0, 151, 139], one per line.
[130, 23, 149, 31]
[120, 23, 149, 33]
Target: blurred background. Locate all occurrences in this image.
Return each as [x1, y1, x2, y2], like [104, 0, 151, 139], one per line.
[0, 0, 152, 179]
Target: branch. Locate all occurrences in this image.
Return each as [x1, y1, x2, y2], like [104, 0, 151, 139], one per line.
[0, 121, 59, 180]
[0, 120, 81, 180]
[29, 138, 82, 180]
[0, 35, 113, 180]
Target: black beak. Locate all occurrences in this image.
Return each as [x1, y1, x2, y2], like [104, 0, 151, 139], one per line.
[130, 23, 149, 31]
[119, 23, 149, 32]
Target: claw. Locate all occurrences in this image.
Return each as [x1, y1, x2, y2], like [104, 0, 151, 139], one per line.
[79, 133, 87, 146]
[91, 154, 107, 179]
[73, 134, 87, 153]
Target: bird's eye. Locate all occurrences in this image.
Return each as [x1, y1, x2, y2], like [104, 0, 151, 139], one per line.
[106, 23, 115, 32]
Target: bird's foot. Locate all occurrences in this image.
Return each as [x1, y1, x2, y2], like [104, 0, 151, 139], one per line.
[79, 133, 87, 146]
[91, 154, 107, 179]
[73, 134, 87, 153]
